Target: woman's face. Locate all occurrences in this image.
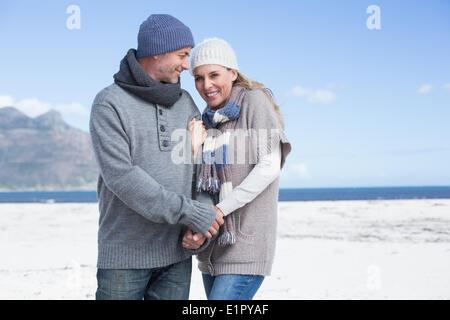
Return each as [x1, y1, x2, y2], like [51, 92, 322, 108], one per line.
[193, 64, 238, 109]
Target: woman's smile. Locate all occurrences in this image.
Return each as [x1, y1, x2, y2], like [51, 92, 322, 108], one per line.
[194, 64, 238, 109]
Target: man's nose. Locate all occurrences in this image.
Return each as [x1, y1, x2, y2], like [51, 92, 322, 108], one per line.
[182, 57, 189, 71]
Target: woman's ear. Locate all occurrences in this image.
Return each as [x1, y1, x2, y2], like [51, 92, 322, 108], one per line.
[230, 69, 238, 82]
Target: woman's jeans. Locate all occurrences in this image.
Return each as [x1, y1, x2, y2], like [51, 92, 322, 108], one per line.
[202, 274, 264, 300]
[95, 258, 192, 300]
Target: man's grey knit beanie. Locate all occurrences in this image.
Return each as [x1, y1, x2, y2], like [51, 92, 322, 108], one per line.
[136, 14, 195, 59]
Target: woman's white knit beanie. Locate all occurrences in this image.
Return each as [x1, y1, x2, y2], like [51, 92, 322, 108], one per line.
[190, 37, 239, 75]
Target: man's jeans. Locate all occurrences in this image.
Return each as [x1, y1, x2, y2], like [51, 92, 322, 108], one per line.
[202, 274, 264, 300]
[95, 258, 192, 300]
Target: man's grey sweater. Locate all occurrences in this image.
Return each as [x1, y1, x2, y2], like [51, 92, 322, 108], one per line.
[89, 51, 216, 269]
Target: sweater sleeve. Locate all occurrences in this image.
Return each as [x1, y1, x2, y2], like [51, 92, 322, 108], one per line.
[184, 180, 218, 255]
[216, 149, 281, 216]
[89, 103, 216, 235]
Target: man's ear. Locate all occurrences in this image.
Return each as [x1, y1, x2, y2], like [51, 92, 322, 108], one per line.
[155, 52, 170, 60]
[138, 56, 158, 65]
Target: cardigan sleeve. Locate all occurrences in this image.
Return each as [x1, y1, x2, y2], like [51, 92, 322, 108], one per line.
[218, 88, 291, 215]
[245, 89, 291, 168]
[216, 149, 281, 216]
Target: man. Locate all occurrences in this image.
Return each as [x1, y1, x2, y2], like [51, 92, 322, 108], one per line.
[89, 14, 223, 300]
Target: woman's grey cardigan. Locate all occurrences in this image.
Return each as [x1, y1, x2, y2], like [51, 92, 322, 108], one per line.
[196, 89, 291, 276]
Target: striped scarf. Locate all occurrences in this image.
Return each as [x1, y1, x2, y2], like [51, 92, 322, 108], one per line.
[197, 86, 246, 246]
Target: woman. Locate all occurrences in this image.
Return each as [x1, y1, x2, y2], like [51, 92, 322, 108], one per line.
[183, 38, 291, 300]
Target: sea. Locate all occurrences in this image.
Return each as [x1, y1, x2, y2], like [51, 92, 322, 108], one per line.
[0, 186, 450, 203]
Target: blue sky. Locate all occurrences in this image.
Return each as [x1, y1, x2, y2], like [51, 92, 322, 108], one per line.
[0, 0, 449, 188]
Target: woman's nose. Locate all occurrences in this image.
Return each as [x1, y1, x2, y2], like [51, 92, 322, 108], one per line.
[204, 78, 212, 90]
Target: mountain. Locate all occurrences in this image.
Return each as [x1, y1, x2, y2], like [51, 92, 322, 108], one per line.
[0, 107, 98, 191]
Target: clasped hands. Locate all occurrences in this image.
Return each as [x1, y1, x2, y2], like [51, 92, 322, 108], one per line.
[182, 205, 224, 250]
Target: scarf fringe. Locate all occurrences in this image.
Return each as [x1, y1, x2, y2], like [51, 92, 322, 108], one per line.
[197, 178, 221, 194]
[217, 231, 236, 246]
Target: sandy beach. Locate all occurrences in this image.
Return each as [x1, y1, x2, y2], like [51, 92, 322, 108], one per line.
[1, 199, 449, 300]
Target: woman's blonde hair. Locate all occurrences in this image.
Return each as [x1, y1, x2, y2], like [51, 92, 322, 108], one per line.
[233, 72, 285, 129]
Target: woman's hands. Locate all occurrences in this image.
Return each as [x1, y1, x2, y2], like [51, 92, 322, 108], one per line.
[189, 118, 207, 157]
[182, 206, 224, 250]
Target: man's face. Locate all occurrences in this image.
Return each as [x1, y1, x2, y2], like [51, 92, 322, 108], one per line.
[153, 47, 191, 83]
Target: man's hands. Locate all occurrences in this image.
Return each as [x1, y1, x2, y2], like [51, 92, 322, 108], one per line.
[182, 228, 206, 250]
[182, 205, 224, 250]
